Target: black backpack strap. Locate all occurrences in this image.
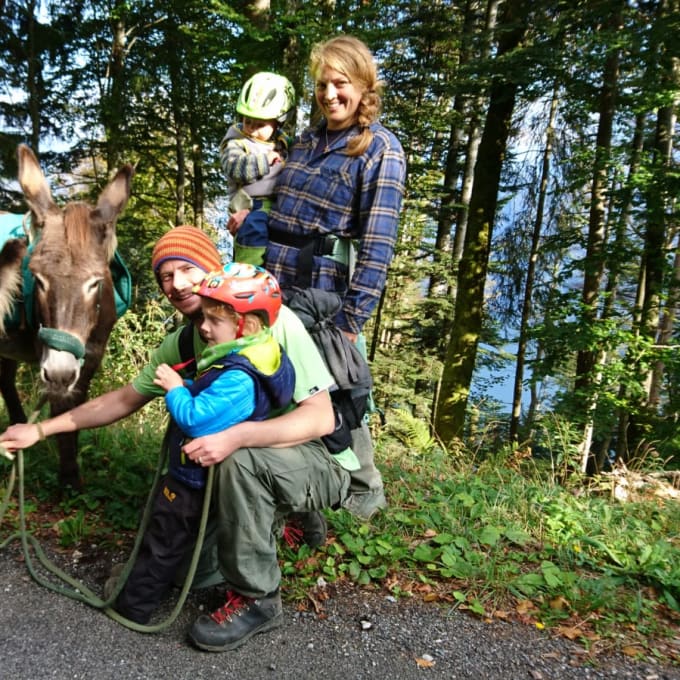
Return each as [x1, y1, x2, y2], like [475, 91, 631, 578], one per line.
[268, 227, 336, 288]
[174, 322, 197, 380]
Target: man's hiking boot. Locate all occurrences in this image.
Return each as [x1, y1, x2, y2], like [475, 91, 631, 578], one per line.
[188, 589, 283, 652]
[281, 511, 327, 549]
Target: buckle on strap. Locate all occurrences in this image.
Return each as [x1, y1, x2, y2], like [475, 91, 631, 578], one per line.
[314, 234, 337, 256]
[268, 227, 335, 253]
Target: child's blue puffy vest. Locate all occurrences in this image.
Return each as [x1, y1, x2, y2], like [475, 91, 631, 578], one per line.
[167, 350, 295, 489]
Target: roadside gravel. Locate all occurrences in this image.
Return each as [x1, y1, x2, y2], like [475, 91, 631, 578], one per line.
[1, 545, 678, 680]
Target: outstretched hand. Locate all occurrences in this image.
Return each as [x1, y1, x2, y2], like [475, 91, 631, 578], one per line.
[0, 423, 42, 452]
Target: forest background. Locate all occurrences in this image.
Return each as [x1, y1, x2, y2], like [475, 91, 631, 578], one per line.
[1, 0, 680, 477]
[2, 1, 680, 664]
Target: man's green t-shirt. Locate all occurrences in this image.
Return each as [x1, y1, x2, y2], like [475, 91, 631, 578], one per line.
[132, 305, 334, 405]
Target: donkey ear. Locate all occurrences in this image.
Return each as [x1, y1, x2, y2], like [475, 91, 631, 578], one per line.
[95, 164, 134, 223]
[91, 164, 134, 253]
[17, 144, 57, 221]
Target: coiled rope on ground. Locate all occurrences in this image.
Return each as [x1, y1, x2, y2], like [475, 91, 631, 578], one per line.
[0, 402, 212, 633]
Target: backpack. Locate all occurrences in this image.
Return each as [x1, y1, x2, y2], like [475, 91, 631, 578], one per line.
[282, 286, 372, 454]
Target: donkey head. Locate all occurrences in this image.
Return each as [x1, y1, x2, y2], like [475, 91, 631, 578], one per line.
[17, 145, 134, 396]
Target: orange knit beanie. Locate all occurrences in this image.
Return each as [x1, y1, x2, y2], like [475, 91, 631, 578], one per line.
[151, 225, 222, 274]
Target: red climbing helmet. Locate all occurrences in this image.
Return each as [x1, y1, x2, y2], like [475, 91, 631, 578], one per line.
[195, 262, 283, 327]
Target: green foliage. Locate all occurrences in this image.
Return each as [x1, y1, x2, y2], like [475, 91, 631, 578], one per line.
[1, 422, 159, 546]
[382, 408, 440, 456]
[1, 0, 680, 658]
[90, 299, 171, 397]
[295, 429, 678, 657]
[55, 509, 92, 548]
[2, 0, 679, 468]
[3, 395, 679, 661]
[532, 414, 584, 483]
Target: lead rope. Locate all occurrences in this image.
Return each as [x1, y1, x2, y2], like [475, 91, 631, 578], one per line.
[0, 406, 213, 633]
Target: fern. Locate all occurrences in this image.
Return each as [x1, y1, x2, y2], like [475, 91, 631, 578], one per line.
[388, 408, 438, 455]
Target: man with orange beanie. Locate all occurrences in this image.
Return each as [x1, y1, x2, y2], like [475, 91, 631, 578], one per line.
[1, 224, 351, 651]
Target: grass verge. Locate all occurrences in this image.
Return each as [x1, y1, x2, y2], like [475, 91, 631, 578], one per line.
[1, 410, 679, 666]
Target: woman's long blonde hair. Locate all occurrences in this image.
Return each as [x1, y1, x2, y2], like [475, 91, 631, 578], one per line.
[309, 35, 383, 157]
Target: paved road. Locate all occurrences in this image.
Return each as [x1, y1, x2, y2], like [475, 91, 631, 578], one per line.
[1, 545, 678, 680]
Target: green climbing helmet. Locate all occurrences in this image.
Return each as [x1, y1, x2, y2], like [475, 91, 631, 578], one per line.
[236, 72, 295, 125]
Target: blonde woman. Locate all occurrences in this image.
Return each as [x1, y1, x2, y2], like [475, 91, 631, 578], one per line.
[265, 35, 406, 342]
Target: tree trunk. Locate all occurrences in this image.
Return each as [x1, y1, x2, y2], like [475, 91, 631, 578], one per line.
[165, 15, 187, 225]
[24, 0, 41, 152]
[649, 237, 680, 407]
[433, 0, 530, 444]
[426, 0, 497, 366]
[103, 7, 128, 173]
[428, 0, 494, 299]
[574, 9, 621, 390]
[641, 56, 678, 388]
[580, 113, 643, 471]
[526, 258, 562, 430]
[187, 61, 205, 228]
[450, 0, 499, 273]
[509, 84, 559, 443]
[574, 5, 623, 472]
[621, 0, 678, 459]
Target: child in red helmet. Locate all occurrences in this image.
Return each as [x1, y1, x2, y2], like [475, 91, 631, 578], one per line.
[114, 262, 295, 624]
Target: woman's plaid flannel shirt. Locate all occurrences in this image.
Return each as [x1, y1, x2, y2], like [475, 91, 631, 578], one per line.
[266, 122, 406, 335]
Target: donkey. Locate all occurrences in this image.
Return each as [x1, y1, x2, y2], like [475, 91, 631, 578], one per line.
[0, 144, 133, 489]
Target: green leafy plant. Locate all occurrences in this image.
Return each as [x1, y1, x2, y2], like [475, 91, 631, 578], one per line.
[385, 407, 440, 456]
[56, 509, 91, 547]
[3, 367, 679, 666]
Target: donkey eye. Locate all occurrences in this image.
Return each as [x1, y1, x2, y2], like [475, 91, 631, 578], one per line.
[87, 279, 103, 294]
